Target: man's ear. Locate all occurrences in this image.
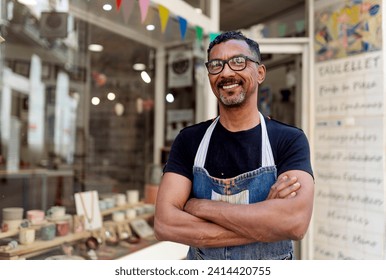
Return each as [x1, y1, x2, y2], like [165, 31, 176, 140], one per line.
[257, 64, 266, 84]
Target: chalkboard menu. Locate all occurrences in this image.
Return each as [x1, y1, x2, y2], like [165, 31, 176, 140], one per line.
[313, 51, 384, 259]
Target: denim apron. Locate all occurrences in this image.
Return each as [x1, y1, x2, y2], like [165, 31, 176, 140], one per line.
[187, 113, 293, 260]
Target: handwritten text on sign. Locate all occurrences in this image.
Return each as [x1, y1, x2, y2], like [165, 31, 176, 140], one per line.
[313, 51, 384, 259]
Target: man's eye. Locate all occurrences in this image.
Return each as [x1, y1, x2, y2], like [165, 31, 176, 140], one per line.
[211, 61, 223, 68]
[232, 57, 245, 64]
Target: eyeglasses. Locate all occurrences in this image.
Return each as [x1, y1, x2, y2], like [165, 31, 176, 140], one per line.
[205, 55, 260, 75]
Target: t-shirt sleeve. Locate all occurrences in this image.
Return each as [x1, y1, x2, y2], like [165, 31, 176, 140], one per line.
[163, 131, 194, 182]
[276, 130, 314, 178]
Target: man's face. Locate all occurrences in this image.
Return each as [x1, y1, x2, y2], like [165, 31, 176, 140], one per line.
[207, 40, 265, 107]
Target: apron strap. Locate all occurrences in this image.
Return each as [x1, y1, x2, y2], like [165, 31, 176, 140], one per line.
[259, 112, 275, 167]
[194, 113, 274, 168]
[194, 116, 219, 167]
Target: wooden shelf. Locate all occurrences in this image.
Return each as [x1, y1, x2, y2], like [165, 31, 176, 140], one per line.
[0, 230, 19, 240]
[0, 231, 91, 260]
[0, 203, 155, 260]
[100, 202, 145, 216]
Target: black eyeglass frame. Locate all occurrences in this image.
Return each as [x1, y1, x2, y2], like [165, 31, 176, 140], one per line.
[205, 55, 260, 75]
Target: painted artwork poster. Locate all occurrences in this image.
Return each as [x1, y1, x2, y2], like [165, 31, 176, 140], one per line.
[313, 0, 384, 259]
[314, 0, 381, 62]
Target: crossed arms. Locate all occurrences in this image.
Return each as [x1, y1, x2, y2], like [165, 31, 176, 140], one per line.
[154, 170, 314, 248]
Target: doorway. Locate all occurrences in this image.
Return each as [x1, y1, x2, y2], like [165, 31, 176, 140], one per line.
[257, 38, 312, 260]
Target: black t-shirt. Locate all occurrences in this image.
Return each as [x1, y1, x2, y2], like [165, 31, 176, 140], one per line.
[164, 115, 313, 181]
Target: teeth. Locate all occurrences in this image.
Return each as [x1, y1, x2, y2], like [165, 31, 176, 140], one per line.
[223, 84, 238, 89]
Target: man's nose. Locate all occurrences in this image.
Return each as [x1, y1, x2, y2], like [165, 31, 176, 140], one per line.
[221, 62, 235, 75]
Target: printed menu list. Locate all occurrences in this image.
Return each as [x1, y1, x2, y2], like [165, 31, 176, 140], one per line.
[313, 51, 384, 259]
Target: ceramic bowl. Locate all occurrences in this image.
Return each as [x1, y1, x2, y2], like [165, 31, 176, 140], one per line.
[2, 207, 24, 220]
[1, 219, 22, 231]
[27, 210, 45, 225]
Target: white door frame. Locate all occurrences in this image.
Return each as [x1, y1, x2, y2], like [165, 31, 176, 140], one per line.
[256, 37, 313, 260]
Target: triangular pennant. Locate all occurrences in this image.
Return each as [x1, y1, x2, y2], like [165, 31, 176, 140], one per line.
[209, 32, 221, 42]
[278, 23, 287, 37]
[116, 0, 122, 10]
[139, 0, 150, 23]
[295, 20, 305, 33]
[158, 5, 169, 33]
[195, 26, 203, 42]
[178, 16, 187, 40]
[122, 0, 135, 23]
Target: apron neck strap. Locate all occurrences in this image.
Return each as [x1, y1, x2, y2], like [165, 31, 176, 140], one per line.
[194, 113, 275, 168]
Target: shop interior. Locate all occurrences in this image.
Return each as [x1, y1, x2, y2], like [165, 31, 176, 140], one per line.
[0, 0, 306, 259]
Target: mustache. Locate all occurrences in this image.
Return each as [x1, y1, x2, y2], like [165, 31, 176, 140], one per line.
[217, 79, 241, 87]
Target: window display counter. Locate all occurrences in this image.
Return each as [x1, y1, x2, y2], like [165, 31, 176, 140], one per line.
[117, 241, 188, 260]
[0, 230, 188, 260]
[0, 202, 188, 260]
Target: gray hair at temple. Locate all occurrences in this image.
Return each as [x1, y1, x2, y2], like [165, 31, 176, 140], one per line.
[207, 30, 261, 63]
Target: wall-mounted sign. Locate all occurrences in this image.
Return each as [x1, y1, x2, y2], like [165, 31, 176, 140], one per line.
[168, 50, 193, 88]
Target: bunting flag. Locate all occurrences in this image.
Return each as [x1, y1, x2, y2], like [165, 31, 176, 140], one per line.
[178, 16, 187, 40]
[139, 0, 150, 23]
[195, 26, 203, 42]
[158, 5, 170, 33]
[295, 19, 305, 33]
[209, 32, 221, 42]
[278, 23, 287, 37]
[121, 0, 135, 23]
[116, 0, 122, 10]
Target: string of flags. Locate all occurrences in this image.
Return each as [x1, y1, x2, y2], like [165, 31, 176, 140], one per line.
[115, 0, 200, 41]
[114, 0, 306, 42]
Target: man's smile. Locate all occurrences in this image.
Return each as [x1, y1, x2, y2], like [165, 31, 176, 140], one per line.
[222, 83, 239, 90]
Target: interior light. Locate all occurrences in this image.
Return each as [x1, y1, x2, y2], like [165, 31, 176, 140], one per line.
[88, 44, 104, 52]
[91, 97, 100, 105]
[141, 71, 151, 84]
[72, 92, 80, 101]
[166, 93, 175, 103]
[115, 103, 125, 116]
[195, 8, 203, 14]
[133, 63, 146, 71]
[103, 4, 112, 11]
[107, 92, 116, 101]
[146, 25, 155, 31]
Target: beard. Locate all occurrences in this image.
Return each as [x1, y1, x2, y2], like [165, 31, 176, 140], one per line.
[219, 90, 246, 107]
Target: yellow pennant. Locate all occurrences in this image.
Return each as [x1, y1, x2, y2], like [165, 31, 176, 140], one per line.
[158, 5, 169, 33]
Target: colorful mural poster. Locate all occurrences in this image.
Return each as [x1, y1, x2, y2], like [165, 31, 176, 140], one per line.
[314, 0, 382, 62]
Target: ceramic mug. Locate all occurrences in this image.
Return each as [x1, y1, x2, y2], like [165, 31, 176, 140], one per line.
[112, 211, 125, 222]
[127, 190, 139, 204]
[40, 223, 56, 240]
[56, 220, 70, 236]
[27, 209, 45, 225]
[47, 206, 66, 219]
[1, 219, 22, 232]
[115, 193, 126, 206]
[19, 228, 35, 245]
[126, 208, 136, 220]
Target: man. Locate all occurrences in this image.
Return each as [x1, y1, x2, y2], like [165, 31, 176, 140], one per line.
[154, 31, 314, 260]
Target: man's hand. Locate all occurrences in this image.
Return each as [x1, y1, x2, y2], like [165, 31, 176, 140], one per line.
[267, 175, 300, 199]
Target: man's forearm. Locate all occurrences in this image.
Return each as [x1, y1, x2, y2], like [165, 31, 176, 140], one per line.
[184, 171, 314, 242]
[155, 206, 255, 248]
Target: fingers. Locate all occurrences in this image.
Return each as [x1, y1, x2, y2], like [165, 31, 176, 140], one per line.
[277, 182, 300, 199]
[268, 176, 300, 199]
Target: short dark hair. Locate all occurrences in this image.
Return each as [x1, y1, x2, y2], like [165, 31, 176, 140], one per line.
[207, 30, 261, 63]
